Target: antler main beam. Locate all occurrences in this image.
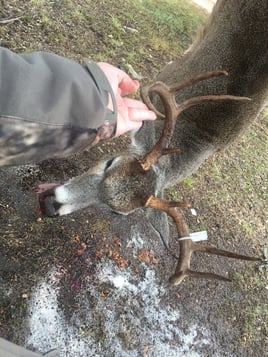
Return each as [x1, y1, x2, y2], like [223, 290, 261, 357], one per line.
[139, 70, 251, 171]
[145, 195, 261, 285]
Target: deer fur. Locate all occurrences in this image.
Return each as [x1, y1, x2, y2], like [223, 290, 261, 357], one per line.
[38, 0, 268, 217]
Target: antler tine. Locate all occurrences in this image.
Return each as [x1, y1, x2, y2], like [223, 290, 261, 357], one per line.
[169, 238, 261, 286]
[177, 94, 251, 113]
[139, 70, 251, 172]
[145, 195, 191, 210]
[169, 270, 232, 286]
[145, 195, 261, 286]
[195, 245, 262, 261]
[140, 70, 230, 117]
[140, 81, 167, 118]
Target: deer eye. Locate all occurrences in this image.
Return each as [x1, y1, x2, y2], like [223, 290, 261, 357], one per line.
[105, 158, 115, 170]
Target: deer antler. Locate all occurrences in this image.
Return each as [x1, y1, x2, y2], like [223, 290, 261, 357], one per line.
[139, 70, 260, 285]
[145, 195, 261, 285]
[139, 70, 251, 171]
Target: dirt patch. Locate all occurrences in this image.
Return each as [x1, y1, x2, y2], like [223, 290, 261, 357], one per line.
[0, 1, 267, 356]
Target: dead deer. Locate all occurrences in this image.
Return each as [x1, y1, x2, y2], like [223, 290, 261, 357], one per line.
[35, 0, 267, 284]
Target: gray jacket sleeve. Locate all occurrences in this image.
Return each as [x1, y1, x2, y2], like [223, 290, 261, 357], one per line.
[0, 47, 117, 166]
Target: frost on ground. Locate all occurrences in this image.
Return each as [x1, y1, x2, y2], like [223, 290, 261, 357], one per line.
[25, 233, 210, 357]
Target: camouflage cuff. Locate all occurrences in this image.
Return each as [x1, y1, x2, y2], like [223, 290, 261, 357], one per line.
[85, 61, 118, 137]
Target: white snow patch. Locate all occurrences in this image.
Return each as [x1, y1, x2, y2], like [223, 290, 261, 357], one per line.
[127, 227, 145, 250]
[25, 234, 210, 356]
[25, 270, 88, 355]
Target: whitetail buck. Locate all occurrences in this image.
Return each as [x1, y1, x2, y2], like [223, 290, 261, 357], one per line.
[35, 0, 268, 283]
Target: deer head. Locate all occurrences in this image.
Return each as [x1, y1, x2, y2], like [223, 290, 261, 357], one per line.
[36, 70, 261, 284]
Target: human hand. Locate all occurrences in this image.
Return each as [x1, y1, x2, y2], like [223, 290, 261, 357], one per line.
[97, 62, 156, 137]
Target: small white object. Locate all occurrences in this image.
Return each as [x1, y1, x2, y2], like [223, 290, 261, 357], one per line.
[178, 231, 208, 242]
[190, 230, 208, 241]
[178, 236, 192, 241]
[190, 208, 197, 216]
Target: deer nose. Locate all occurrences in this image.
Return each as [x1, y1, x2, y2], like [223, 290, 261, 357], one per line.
[38, 188, 60, 217]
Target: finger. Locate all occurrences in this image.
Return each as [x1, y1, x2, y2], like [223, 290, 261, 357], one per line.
[115, 118, 143, 137]
[122, 97, 153, 110]
[121, 97, 157, 119]
[128, 107, 157, 122]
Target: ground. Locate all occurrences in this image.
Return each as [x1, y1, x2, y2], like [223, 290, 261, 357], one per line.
[191, 0, 216, 12]
[0, 1, 267, 356]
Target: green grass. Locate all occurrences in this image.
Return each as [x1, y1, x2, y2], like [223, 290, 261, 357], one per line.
[232, 270, 268, 344]
[130, 0, 207, 64]
[241, 300, 268, 344]
[182, 176, 196, 190]
[90, 219, 111, 233]
[91, 0, 206, 73]
[133, 0, 206, 46]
